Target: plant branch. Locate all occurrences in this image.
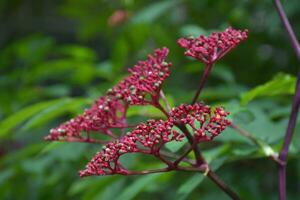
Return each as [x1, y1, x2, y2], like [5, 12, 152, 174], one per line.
[191, 63, 213, 104]
[126, 167, 171, 175]
[153, 101, 170, 117]
[174, 142, 195, 166]
[273, 1, 300, 200]
[159, 149, 195, 165]
[230, 123, 283, 165]
[176, 123, 205, 165]
[178, 165, 241, 200]
[207, 170, 241, 200]
[274, 0, 300, 60]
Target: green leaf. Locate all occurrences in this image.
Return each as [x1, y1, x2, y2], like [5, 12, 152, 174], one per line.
[180, 24, 208, 37]
[20, 98, 89, 131]
[127, 105, 165, 118]
[176, 146, 227, 200]
[131, 0, 179, 24]
[0, 99, 73, 138]
[240, 73, 296, 105]
[57, 45, 96, 61]
[177, 174, 204, 200]
[114, 174, 161, 200]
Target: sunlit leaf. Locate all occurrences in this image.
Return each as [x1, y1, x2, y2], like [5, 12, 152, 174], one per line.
[240, 73, 296, 105]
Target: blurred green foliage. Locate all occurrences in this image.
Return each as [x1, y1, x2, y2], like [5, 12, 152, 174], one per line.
[0, 0, 300, 199]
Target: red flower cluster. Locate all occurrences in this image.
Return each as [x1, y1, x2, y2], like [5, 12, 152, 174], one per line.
[79, 135, 139, 176]
[79, 119, 183, 177]
[79, 103, 230, 177]
[177, 27, 248, 64]
[45, 96, 127, 143]
[108, 47, 171, 105]
[169, 104, 231, 142]
[45, 48, 171, 143]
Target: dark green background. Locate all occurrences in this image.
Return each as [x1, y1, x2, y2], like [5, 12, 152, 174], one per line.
[0, 0, 299, 199]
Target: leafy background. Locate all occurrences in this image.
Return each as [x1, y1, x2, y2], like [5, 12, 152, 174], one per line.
[0, 0, 300, 199]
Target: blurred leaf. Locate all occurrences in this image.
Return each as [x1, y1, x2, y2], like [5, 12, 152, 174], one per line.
[176, 174, 204, 200]
[20, 98, 89, 131]
[131, 0, 179, 24]
[39, 142, 63, 155]
[57, 45, 96, 61]
[176, 146, 228, 200]
[0, 99, 73, 138]
[96, 61, 114, 80]
[94, 179, 126, 200]
[115, 174, 161, 200]
[180, 24, 207, 36]
[240, 73, 296, 105]
[0, 169, 14, 185]
[111, 37, 129, 73]
[127, 105, 165, 118]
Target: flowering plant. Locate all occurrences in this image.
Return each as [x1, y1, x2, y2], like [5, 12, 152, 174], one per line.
[44, 27, 249, 199]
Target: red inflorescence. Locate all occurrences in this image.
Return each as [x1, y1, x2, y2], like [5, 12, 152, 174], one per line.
[79, 135, 139, 176]
[177, 27, 248, 64]
[79, 103, 230, 177]
[45, 47, 172, 143]
[129, 119, 184, 152]
[108, 47, 171, 105]
[169, 103, 231, 143]
[79, 119, 185, 177]
[45, 96, 127, 142]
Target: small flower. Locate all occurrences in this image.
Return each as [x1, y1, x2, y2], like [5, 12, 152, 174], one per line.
[79, 119, 184, 177]
[169, 103, 231, 142]
[45, 96, 127, 142]
[109, 47, 171, 105]
[177, 27, 248, 64]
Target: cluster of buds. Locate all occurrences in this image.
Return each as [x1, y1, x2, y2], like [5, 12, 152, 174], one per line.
[45, 96, 127, 143]
[108, 47, 171, 105]
[169, 104, 231, 143]
[129, 119, 184, 153]
[45, 48, 171, 143]
[79, 119, 184, 177]
[80, 103, 230, 177]
[79, 135, 139, 176]
[177, 27, 248, 64]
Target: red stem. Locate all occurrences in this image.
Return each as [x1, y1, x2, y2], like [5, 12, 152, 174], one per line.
[273, 1, 300, 200]
[191, 63, 213, 104]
